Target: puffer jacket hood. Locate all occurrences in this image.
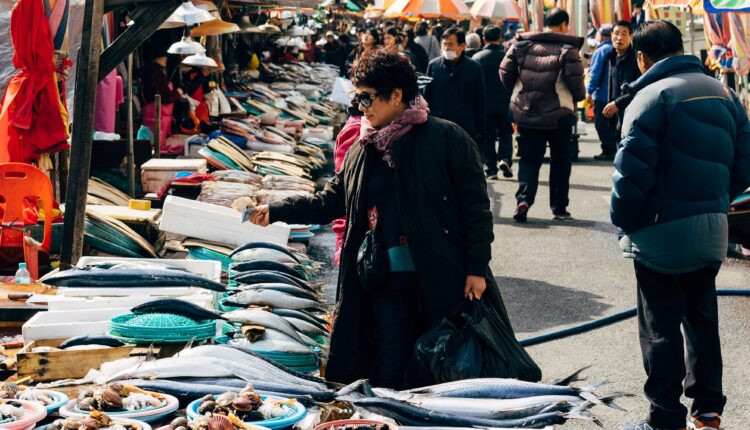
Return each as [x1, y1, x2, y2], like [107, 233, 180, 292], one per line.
[499, 31, 586, 129]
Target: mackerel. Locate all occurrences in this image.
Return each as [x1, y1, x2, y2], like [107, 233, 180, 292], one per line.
[231, 260, 306, 280]
[224, 289, 326, 311]
[58, 335, 126, 349]
[233, 271, 318, 293]
[282, 317, 329, 337]
[131, 298, 226, 321]
[232, 248, 299, 265]
[158, 377, 336, 401]
[230, 242, 299, 262]
[222, 308, 317, 346]
[404, 378, 607, 400]
[404, 395, 585, 420]
[232, 283, 318, 301]
[271, 308, 329, 331]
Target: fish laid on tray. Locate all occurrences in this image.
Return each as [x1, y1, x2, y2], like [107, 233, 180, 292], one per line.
[40, 266, 226, 292]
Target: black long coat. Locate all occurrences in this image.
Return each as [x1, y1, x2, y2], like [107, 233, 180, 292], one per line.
[269, 116, 513, 384]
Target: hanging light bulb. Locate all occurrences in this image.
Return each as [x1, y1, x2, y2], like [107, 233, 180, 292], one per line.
[182, 51, 218, 68]
[162, 1, 214, 28]
[167, 36, 206, 55]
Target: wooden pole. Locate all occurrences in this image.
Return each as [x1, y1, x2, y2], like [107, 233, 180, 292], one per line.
[126, 52, 136, 197]
[154, 94, 161, 159]
[60, 0, 105, 268]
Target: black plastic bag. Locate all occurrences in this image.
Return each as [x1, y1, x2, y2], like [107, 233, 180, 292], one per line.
[412, 299, 541, 384]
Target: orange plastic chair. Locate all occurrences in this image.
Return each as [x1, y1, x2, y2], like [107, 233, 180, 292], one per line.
[0, 163, 53, 258]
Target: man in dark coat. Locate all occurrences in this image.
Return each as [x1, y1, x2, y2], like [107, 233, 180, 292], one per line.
[612, 20, 750, 430]
[500, 8, 585, 222]
[424, 27, 486, 145]
[603, 20, 642, 140]
[473, 25, 513, 179]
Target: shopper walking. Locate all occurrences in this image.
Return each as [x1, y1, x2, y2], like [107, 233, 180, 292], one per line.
[236, 49, 517, 389]
[472, 25, 513, 179]
[499, 8, 585, 222]
[603, 20, 641, 140]
[612, 20, 750, 430]
[587, 24, 617, 161]
[464, 32, 482, 58]
[415, 21, 441, 61]
[424, 27, 486, 145]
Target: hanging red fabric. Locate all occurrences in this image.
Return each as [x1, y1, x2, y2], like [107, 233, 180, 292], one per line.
[0, 0, 70, 163]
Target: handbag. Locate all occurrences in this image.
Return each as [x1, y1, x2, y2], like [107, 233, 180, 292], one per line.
[356, 229, 390, 292]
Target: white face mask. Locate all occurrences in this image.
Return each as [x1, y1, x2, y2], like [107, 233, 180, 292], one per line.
[442, 49, 458, 61]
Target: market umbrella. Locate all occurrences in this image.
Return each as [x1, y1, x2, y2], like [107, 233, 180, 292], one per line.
[469, 0, 521, 19]
[384, 0, 470, 18]
[0, 0, 69, 163]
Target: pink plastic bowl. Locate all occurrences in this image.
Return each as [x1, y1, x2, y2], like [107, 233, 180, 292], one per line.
[0, 399, 48, 430]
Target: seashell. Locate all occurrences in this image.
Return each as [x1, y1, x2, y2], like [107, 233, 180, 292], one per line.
[107, 382, 126, 396]
[78, 389, 95, 399]
[215, 392, 237, 408]
[78, 397, 95, 411]
[79, 417, 99, 430]
[207, 414, 233, 430]
[231, 397, 253, 412]
[197, 400, 216, 415]
[239, 383, 255, 394]
[0, 382, 19, 396]
[94, 388, 123, 409]
[171, 416, 188, 429]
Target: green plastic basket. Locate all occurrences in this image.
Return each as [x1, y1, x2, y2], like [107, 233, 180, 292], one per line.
[109, 313, 216, 343]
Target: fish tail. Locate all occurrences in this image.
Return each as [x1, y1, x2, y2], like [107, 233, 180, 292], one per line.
[597, 391, 635, 411]
[551, 365, 592, 386]
[580, 380, 608, 392]
[564, 403, 602, 426]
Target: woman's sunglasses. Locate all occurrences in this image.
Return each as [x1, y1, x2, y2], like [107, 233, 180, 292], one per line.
[350, 91, 379, 108]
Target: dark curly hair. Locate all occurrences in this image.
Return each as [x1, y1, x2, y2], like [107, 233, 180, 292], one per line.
[350, 48, 419, 104]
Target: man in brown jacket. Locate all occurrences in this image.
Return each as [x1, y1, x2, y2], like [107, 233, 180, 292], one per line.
[500, 8, 585, 222]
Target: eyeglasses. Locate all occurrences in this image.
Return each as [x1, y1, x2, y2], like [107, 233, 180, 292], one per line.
[350, 91, 379, 108]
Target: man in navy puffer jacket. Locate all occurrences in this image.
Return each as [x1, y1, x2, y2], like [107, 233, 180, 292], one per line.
[612, 21, 750, 430]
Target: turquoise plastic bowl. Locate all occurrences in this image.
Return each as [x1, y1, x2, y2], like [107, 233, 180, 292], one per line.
[186, 395, 306, 429]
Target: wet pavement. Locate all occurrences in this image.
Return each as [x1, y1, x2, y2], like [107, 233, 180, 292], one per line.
[307, 126, 750, 429]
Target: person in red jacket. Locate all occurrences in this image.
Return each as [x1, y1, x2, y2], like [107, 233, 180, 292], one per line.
[332, 103, 363, 265]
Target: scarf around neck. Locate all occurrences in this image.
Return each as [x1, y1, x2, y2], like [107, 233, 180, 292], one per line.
[359, 95, 429, 168]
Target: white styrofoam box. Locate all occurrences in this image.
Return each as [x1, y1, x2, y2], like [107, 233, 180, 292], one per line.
[28, 294, 213, 311]
[141, 158, 207, 194]
[22, 308, 129, 343]
[160, 196, 290, 247]
[76, 257, 221, 282]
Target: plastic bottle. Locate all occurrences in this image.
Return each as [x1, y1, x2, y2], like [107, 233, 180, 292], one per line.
[15, 263, 30, 284]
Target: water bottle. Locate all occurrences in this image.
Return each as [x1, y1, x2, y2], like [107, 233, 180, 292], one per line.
[15, 263, 30, 284]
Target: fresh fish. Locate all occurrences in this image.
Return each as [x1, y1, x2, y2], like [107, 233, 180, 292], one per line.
[353, 397, 594, 429]
[224, 289, 326, 311]
[404, 395, 585, 420]
[41, 268, 226, 292]
[282, 317, 329, 337]
[131, 298, 226, 321]
[129, 379, 320, 406]
[174, 345, 326, 389]
[232, 248, 299, 265]
[230, 242, 300, 262]
[83, 261, 188, 272]
[64, 345, 112, 351]
[231, 283, 318, 301]
[233, 271, 318, 293]
[58, 335, 126, 350]
[223, 344, 328, 385]
[222, 309, 317, 346]
[271, 308, 329, 331]
[229, 332, 313, 355]
[151, 377, 336, 401]
[231, 260, 306, 280]
[404, 378, 607, 401]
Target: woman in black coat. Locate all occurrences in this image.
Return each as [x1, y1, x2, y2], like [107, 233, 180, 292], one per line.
[237, 49, 516, 389]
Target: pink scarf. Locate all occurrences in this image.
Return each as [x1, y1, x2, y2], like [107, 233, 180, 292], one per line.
[359, 95, 429, 168]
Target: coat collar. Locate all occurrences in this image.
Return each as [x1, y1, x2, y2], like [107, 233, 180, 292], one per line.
[516, 31, 584, 49]
[482, 43, 503, 51]
[626, 54, 704, 93]
[608, 45, 635, 62]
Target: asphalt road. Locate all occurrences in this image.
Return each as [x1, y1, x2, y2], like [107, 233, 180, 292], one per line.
[308, 127, 750, 429]
[486, 130, 750, 429]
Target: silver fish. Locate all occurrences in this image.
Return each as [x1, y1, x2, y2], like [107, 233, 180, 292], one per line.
[224, 289, 326, 311]
[229, 329, 314, 355]
[222, 308, 317, 346]
[404, 395, 585, 420]
[232, 248, 299, 265]
[282, 317, 329, 337]
[233, 283, 318, 301]
[404, 378, 607, 401]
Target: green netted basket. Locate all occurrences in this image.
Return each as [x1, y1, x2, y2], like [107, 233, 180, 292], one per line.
[108, 313, 217, 343]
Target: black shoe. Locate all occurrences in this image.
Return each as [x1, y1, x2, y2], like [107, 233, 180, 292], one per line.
[594, 152, 615, 161]
[620, 421, 685, 430]
[499, 160, 513, 178]
[513, 202, 529, 222]
[552, 209, 572, 220]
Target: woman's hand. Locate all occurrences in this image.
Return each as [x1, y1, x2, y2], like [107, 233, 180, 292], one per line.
[250, 205, 270, 226]
[464, 275, 487, 301]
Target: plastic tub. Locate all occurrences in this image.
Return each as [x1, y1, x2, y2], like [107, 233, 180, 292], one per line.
[36, 418, 152, 430]
[186, 395, 306, 430]
[15, 390, 69, 415]
[0, 399, 47, 430]
[58, 393, 179, 423]
[315, 419, 396, 430]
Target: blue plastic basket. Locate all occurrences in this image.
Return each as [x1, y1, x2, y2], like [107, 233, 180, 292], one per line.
[42, 391, 68, 415]
[186, 395, 306, 430]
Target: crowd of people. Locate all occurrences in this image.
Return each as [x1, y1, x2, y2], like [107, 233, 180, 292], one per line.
[235, 7, 750, 430]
